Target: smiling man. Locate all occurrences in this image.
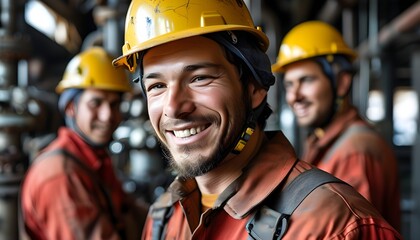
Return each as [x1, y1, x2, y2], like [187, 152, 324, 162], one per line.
[21, 47, 148, 240]
[113, 0, 401, 239]
[143, 36, 252, 179]
[282, 60, 336, 127]
[272, 21, 401, 231]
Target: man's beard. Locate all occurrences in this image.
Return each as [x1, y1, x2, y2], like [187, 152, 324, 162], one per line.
[159, 140, 226, 178]
[157, 111, 247, 179]
[156, 83, 252, 178]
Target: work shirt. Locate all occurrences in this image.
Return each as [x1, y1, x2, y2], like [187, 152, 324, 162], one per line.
[142, 131, 401, 240]
[302, 106, 401, 230]
[21, 127, 147, 240]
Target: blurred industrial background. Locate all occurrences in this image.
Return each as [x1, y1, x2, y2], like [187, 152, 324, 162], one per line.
[0, 0, 419, 239]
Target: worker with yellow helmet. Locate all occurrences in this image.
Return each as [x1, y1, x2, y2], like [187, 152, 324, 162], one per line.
[21, 47, 148, 239]
[273, 20, 401, 231]
[115, 0, 400, 239]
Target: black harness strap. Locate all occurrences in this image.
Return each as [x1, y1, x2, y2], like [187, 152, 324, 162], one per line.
[246, 168, 346, 240]
[35, 149, 124, 238]
[151, 205, 173, 240]
[147, 169, 346, 240]
[148, 191, 175, 240]
[322, 124, 372, 164]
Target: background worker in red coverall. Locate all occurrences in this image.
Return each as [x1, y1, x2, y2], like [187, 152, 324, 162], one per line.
[20, 47, 148, 240]
[112, 0, 401, 239]
[272, 20, 401, 231]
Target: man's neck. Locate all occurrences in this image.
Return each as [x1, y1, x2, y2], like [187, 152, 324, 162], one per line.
[195, 127, 264, 195]
[310, 98, 352, 135]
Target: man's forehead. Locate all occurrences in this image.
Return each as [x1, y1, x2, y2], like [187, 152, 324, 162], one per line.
[80, 88, 122, 99]
[144, 36, 222, 61]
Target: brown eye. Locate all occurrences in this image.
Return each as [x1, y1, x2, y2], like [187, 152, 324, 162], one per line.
[147, 83, 166, 92]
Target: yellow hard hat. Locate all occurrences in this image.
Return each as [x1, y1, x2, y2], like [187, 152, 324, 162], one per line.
[272, 21, 357, 72]
[56, 47, 132, 93]
[112, 0, 269, 72]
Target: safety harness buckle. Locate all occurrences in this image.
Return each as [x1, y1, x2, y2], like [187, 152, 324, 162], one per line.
[246, 206, 289, 240]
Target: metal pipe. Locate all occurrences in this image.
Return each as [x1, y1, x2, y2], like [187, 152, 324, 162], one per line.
[410, 49, 420, 240]
[38, 0, 80, 26]
[378, 1, 420, 47]
[317, 0, 341, 23]
[0, 0, 33, 238]
[358, 1, 420, 57]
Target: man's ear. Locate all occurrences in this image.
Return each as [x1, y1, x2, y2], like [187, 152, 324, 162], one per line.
[248, 82, 267, 108]
[336, 72, 352, 97]
[65, 102, 76, 117]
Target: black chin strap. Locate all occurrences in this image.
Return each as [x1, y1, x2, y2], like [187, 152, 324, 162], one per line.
[66, 117, 109, 149]
[314, 56, 353, 130]
[231, 101, 271, 155]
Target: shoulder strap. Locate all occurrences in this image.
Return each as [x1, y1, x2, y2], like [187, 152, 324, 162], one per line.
[246, 168, 346, 240]
[149, 192, 174, 240]
[323, 124, 372, 163]
[151, 205, 173, 240]
[36, 149, 123, 237]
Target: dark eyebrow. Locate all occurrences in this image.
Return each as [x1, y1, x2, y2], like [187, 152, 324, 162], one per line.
[143, 72, 160, 80]
[183, 62, 221, 71]
[284, 74, 316, 83]
[300, 75, 317, 81]
[143, 62, 222, 83]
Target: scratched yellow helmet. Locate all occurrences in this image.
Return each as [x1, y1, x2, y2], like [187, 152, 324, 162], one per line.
[112, 0, 269, 72]
[56, 47, 131, 93]
[272, 21, 357, 73]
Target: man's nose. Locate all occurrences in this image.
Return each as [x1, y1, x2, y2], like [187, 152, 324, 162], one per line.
[163, 85, 195, 118]
[287, 83, 303, 103]
[98, 103, 113, 121]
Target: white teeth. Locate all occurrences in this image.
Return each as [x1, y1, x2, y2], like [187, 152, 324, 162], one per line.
[173, 126, 204, 138]
[190, 128, 197, 135]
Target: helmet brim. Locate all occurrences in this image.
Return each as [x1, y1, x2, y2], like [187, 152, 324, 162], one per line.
[112, 25, 269, 71]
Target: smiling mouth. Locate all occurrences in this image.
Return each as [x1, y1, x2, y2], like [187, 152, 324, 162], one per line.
[94, 124, 112, 133]
[173, 126, 207, 138]
[294, 107, 307, 116]
[293, 102, 310, 116]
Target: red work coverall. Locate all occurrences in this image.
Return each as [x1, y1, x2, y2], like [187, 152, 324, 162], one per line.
[303, 106, 401, 230]
[21, 127, 147, 240]
[141, 131, 401, 240]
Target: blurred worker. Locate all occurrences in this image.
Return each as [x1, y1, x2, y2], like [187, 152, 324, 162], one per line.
[20, 47, 148, 240]
[272, 20, 401, 230]
[112, 0, 401, 239]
